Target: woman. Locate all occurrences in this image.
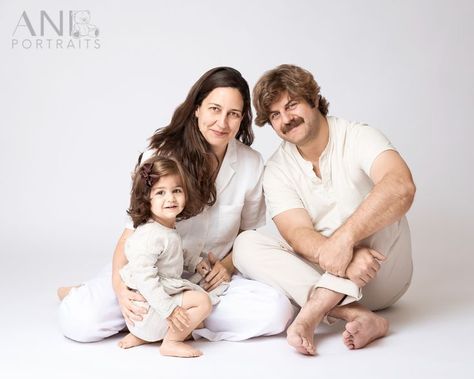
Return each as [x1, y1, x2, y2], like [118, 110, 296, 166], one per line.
[58, 67, 295, 342]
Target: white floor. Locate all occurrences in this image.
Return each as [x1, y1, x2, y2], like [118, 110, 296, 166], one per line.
[2, 233, 473, 379]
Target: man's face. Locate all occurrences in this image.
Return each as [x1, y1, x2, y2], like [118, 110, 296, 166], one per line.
[268, 91, 319, 147]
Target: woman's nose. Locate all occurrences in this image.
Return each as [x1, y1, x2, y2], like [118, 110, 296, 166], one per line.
[216, 113, 228, 129]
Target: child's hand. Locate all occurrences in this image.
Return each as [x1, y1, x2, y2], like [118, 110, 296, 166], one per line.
[166, 306, 190, 332]
[196, 258, 211, 277]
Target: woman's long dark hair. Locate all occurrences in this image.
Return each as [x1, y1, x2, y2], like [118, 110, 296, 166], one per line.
[148, 67, 253, 208]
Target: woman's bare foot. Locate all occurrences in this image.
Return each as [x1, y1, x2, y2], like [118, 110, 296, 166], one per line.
[160, 340, 202, 358]
[57, 285, 81, 301]
[118, 333, 148, 349]
[342, 311, 389, 349]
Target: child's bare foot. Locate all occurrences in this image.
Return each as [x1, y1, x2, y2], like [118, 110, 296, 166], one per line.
[57, 285, 81, 301]
[160, 340, 202, 358]
[118, 333, 148, 349]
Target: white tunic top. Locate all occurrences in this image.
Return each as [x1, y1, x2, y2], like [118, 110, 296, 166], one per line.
[263, 116, 410, 255]
[120, 221, 204, 318]
[127, 138, 266, 260]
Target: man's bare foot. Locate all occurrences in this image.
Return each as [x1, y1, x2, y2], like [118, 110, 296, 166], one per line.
[57, 285, 81, 301]
[160, 340, 202, 358]
[286, 288, 344, 356]
[287, 321, 316, 355]
[118, 333, 148, 349]
[342, 311, 389, 349]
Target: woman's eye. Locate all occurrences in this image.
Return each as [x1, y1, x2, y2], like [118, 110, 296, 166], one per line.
[230, 112, 241, 119]
[210, 106, 219, 112]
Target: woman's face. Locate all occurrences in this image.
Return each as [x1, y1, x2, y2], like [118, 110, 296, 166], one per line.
[195, 87, 244, 159]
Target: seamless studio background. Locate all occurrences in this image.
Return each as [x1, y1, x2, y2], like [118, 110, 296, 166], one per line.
[0, 1, 473, 378]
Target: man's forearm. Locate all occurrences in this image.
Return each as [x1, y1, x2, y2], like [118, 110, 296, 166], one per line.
[335, 174, 415, 246]
[288, 227, 328, 264]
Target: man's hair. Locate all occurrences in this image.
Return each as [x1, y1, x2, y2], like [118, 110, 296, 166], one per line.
[253, 64, 329, 126]
[127, 156, 202, 228]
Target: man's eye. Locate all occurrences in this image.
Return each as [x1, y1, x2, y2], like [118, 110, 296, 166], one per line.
[288, 102, 297, 109]
[270, 113, 279, 120]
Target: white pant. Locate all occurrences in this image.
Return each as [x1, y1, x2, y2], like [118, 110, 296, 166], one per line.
[58, 264, 295, 343]
[233, 225, 413, 312]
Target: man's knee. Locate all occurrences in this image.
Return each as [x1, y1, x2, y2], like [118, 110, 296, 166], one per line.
[232, 230, 261, 273]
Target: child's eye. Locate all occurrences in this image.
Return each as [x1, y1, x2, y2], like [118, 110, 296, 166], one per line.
[156, 190, 165, 196]
[173, 188, 183, 194]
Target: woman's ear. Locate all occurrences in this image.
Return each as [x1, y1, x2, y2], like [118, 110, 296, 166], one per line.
[195, 106, 200, 118]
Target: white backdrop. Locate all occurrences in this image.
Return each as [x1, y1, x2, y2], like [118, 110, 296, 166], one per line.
[1, 0, 473, 330]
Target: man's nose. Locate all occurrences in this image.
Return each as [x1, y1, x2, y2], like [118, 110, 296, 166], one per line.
[281, 110, 292, 125]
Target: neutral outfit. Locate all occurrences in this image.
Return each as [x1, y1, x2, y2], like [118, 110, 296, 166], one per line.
[233, 116, 413, 311]
[58, 139, 295, 342]
[121, 221, 222, 342]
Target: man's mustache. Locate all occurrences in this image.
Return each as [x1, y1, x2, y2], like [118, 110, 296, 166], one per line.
[282, 117, 304, 134]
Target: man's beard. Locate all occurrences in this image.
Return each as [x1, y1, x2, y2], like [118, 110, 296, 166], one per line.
[282, 117, 304, 134]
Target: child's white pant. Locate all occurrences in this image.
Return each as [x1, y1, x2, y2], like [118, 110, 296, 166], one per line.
[58, 264, 295, 343]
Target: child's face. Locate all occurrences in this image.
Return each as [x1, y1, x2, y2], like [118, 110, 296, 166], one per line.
[149, 174, 186, 228]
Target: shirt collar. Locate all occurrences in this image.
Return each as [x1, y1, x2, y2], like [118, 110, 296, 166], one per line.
[215, 138, 237, 195]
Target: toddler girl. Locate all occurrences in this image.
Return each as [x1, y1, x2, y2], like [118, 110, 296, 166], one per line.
[118, 156, 213, 357]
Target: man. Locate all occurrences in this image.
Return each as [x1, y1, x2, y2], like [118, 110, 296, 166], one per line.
[233, 64, 415, 355]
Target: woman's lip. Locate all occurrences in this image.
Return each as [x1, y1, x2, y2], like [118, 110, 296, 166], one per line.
[210, 129, 228, 136]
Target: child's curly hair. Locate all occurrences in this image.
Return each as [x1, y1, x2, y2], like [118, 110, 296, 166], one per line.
[127, 155, 203, 228]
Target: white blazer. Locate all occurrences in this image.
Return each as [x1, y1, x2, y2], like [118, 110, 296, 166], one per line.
[127, 138, 266, 261]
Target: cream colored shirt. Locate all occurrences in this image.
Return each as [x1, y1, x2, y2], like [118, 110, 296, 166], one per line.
[120, 221, 203, 318]
[264, 116, 408, 252]
[127, 138, 266, 260]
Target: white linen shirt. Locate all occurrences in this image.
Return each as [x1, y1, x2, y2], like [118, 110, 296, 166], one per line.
[263, 116, 397, 237]
[127, 138, 266, 261]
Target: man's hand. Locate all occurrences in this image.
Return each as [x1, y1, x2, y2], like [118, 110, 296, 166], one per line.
[166, 306, 190, 332]
[201, 252, 231, 292]
[114, 279, 148, 326]
[317, 233, 354, 277]
[346, 247, 386, 287]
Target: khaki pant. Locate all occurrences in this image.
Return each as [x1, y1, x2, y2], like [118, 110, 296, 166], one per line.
[233, 218, 413, 311]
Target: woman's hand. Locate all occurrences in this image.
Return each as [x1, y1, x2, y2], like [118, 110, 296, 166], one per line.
[166, 306, 190, 332]
[115, 279, 148, 327]
[196, 258, 211, 277]
[202, 252, 232, 291]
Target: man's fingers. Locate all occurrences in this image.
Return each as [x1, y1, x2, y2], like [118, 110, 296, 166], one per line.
[370, 249, 386, 261]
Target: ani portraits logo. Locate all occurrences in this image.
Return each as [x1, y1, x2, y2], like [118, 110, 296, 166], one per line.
[12, 10, 101, 50]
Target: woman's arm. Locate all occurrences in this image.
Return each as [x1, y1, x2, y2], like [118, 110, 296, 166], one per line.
[112, 228, 148, 325]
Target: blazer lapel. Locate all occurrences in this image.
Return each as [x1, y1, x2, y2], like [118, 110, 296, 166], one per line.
[215, 139, 237, 196]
